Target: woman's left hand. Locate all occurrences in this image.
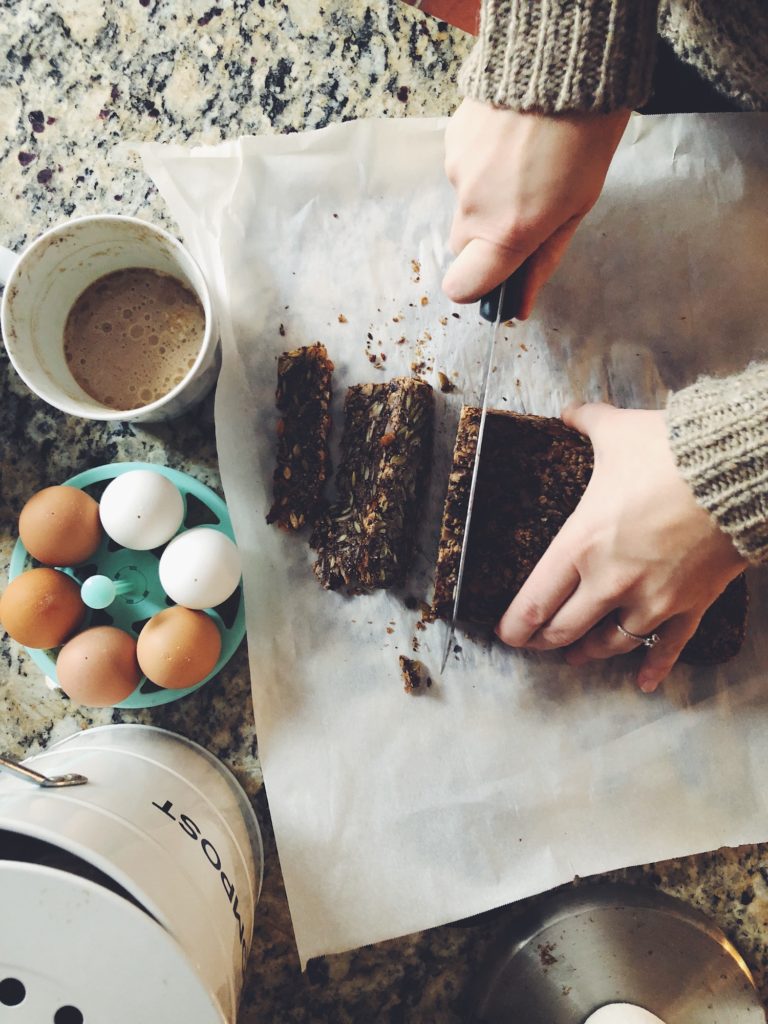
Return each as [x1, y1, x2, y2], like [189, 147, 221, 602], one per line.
[495, 403, 748, 692]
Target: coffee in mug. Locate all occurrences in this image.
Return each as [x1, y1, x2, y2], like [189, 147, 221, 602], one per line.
[63, 267, 206, 411]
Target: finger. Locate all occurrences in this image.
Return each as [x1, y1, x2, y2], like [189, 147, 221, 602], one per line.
[526, 586, 620, 651]
[565, 611, 654, 666]
[636, 612, 701, 693]
[495, 546, 580, 647]
[442, 237, 531, 305]
[561, 401, 617, 437]
[517, 216, 582, 320]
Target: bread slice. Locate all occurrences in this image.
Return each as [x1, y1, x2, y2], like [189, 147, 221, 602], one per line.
[311, 377, 434, 590]
[267, 343, 334, 531]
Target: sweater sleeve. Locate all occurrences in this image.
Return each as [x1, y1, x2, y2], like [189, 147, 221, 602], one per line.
[666, 362, 768, 564]
[459, 0, 660, 114]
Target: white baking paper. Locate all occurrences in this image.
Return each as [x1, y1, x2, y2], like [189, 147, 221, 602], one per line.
[139, 113, 768, 966]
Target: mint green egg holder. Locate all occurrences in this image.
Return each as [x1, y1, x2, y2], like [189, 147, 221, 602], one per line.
[8, 462, 246, 709]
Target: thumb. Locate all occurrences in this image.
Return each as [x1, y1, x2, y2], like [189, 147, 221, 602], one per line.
[562, 400, 617, 438]
[442, 238, 530, 305]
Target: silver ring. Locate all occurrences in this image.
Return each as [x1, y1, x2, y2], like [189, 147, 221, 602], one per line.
[616, 621, 661, 649]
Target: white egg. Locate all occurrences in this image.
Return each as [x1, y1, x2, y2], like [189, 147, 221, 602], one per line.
[159, 527, 241, 609]
[99, 470, 185, 550]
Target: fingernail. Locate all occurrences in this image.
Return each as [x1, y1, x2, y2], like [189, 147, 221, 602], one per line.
[638, 672, 658, 693]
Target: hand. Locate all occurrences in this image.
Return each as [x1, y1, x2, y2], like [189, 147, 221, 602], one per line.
[442, 99, 630, 318]
[495, 403, 748, 692]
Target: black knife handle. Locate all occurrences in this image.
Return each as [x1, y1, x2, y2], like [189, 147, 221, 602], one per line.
[479, 260, 529, 323]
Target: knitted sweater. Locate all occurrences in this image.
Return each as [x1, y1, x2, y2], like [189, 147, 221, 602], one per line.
[459, 1, 768, 113]
[460, 1, 768, 564]
[667, 364, 768, 563]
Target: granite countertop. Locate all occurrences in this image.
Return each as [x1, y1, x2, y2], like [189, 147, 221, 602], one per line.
[1, 2, 767, 1020]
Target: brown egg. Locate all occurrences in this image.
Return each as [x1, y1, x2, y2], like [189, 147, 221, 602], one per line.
[137, 606, 222, 689]
[56, 626, 141, 707]
[0, 568, 85, 648]
[19, 485, 103, 566]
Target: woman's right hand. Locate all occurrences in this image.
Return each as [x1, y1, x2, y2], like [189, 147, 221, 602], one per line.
[442, 98, 630, 317]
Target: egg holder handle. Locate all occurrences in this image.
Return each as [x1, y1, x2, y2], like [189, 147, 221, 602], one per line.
[8, 462, 246, 709]
[0, 753, 88, 788]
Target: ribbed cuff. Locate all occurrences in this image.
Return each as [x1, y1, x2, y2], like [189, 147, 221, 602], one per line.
[667, 363, 768, 564]
[459, 0, 659, 113]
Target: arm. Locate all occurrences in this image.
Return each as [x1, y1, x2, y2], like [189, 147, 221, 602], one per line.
[495, 364, 768, 691]
[443, 0, 659, 312]
[667, 363, 768, 564]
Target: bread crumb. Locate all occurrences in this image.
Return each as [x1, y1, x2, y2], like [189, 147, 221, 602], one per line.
[399, 655, 432, 694]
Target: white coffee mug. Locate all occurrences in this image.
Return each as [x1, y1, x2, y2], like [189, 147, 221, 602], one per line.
[0, 215, 219, 422]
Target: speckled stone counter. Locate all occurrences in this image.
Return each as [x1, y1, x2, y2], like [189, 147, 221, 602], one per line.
[1, 3, 767, 1020]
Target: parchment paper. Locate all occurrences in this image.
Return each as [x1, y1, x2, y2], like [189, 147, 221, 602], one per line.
[139, 113, 768, 966]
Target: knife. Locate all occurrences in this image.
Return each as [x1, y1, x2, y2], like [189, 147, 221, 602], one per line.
[440, 263, 528, 673]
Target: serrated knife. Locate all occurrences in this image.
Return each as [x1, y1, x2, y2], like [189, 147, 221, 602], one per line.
[440, 265, 527, 673]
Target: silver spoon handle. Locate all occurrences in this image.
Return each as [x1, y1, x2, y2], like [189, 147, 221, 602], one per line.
[0, 754, 88, 788]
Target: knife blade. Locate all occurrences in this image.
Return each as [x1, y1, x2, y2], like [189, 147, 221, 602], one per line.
[440, 264, 528, 673]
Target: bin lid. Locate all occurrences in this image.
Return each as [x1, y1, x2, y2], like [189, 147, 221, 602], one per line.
[468, 883, 764, 1023]
[0, 862, 226, 1024]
